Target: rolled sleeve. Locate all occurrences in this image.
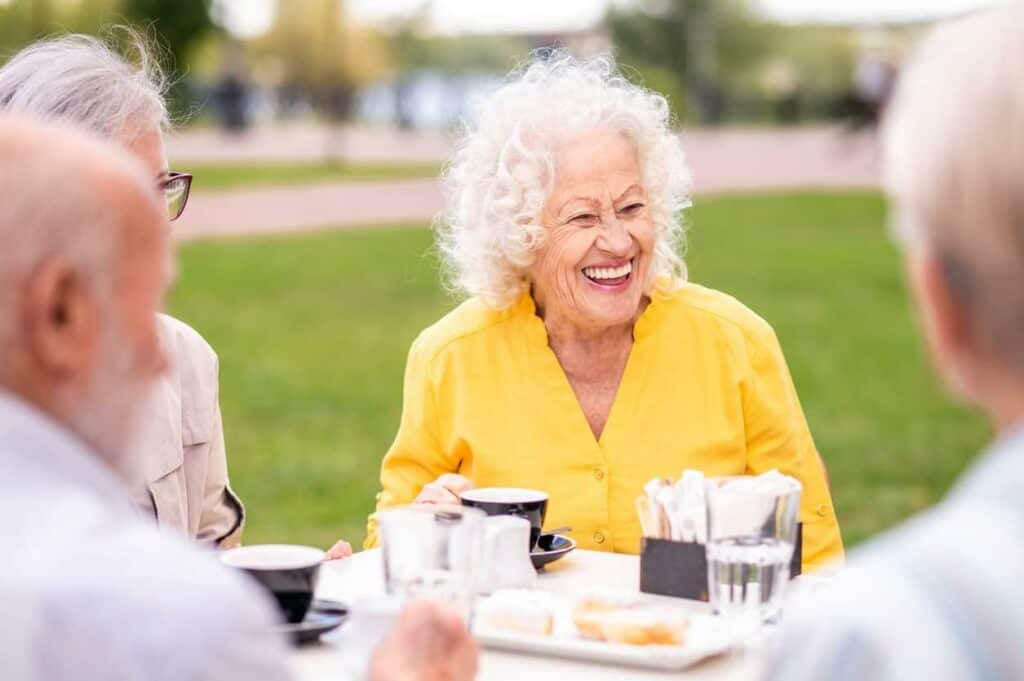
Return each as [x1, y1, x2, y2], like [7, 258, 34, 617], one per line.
[196, 402, 245, 548]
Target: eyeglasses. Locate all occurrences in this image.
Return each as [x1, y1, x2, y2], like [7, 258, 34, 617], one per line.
[160, 171, 193, 222]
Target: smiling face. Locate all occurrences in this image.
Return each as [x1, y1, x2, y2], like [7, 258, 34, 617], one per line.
[529, 128, 654, 335]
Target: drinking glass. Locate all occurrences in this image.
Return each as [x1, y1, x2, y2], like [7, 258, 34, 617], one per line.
[705, 475, 801, 626]
[377, 504, 486, 621]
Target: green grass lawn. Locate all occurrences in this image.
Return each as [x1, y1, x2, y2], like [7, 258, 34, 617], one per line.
[185, 160, 443, 192]
[168, 190, 988, 551]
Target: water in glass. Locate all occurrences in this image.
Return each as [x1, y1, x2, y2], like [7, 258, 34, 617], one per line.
[704, 473, 802, 626]
[707, 536, 793, 624]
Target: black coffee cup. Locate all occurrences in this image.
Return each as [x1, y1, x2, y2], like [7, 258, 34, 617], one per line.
[460, 487, 549, 550]
[221, 544, 325, 624]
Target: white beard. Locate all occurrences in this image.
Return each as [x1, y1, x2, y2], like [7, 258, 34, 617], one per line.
[61, 315, 158, 482]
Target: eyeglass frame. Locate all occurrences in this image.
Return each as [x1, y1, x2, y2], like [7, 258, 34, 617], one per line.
[159, 171, 193, 222]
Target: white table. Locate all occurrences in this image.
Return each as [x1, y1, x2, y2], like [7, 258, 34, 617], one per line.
[291, 549, 764, 680]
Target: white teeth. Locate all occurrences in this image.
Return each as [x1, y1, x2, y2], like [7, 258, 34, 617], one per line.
[583, 261, 633, 281]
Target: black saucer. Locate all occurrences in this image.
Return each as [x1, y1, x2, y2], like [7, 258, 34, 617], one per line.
[277, 599, 348, 645]
[531, 534, 576, 570]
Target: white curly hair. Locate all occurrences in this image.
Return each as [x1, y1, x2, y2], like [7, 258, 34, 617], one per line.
[438, 51, 693, 310]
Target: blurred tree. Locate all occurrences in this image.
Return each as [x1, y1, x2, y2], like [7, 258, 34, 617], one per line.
[121, 0, 213, 70]
[623, 63, 688, 125]
[250, 0, 391, 159]
[0, 0, 121, 56]
[31, 0, 50, 36]
[385, 1, 524, 130]
[0, 0, 214, 116]
[376, 0, 522, 75]
[608, 0, 770, 124]
[767, 26, 857, 96]
[0, 1, 31, 50]
[119, 0, 214, 118]
[735, 25, 861, 123]
[391, 34, 525, 74]
[251, 0, 390, 108]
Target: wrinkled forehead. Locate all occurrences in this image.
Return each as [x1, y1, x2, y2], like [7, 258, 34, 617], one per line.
[547, 129, 643, 202]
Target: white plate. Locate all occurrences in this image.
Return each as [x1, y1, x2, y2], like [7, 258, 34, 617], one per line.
[474, 613, 743, 671]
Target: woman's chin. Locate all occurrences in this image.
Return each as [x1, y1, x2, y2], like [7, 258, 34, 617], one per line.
[578, 290, 644, 329]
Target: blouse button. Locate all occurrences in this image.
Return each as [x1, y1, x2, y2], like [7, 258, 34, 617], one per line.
[593, 468, 605, 481]
[593, 530, 606, 544]
[816, 504, 830, 517]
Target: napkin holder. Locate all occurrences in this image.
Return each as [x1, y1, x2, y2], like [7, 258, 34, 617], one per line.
[639, 523, 803, 601]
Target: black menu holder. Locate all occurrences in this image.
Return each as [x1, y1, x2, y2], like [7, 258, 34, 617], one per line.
[639, 523, 803, 601]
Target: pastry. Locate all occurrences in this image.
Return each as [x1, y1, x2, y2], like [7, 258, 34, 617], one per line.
[600, 608, 688, 645]
[476, 589, 555, 636]
[572, 592, 688, 645]
[571, 592, 642, 640]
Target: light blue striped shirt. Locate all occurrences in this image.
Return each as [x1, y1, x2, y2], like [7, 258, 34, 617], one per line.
[765, 424, 1024, 681]
[0, 392, 292, 681]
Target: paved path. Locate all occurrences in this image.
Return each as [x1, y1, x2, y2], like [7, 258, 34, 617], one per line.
[170, 125, 879, 242]
[174, 179, 442, 241]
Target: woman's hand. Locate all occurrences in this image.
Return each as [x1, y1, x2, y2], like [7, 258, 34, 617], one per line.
[324, 539, 353, 561]
[414, 474, 474, 505]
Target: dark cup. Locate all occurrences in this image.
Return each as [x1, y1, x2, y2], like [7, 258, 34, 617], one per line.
[221, 545, 325, 624]
[460, 487, 548, 550]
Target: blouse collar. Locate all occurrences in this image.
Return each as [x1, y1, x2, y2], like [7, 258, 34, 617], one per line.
[512, 277, 677, 347]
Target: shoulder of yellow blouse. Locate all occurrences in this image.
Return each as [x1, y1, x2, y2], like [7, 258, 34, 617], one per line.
[658, 281, 777, 347]
[412, 294, 527, 364]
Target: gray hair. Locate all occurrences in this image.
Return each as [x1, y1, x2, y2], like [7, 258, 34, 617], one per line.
[0, 115, 155, 350]
[439, 52, 692, 309]
[0, 30, 169, 142]
[883, 5, 1024, 375]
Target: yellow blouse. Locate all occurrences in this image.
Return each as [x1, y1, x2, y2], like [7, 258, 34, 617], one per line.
[366, 282, 844, 570]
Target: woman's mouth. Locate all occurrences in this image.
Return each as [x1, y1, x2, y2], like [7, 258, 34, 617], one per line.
[582, 259, 634, 289]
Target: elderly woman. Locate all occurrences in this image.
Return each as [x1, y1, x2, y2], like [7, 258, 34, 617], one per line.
[367, 54, 843, 570]
[0, 34, 248, 547]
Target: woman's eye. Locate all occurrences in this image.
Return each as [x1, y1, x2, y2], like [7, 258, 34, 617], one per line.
[570, 213, 597, 224]
[620, 203, 645, 214]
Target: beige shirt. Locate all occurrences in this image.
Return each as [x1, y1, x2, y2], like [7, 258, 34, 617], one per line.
[130, 314, 244, 547]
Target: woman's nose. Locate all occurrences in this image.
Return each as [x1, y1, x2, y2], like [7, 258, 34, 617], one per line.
[596, 217, 633, 255]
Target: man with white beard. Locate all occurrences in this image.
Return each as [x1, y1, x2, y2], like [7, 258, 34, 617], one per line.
[0, 116, 478, 681]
